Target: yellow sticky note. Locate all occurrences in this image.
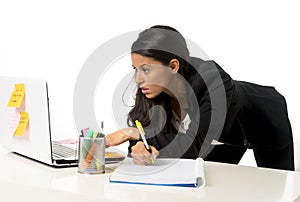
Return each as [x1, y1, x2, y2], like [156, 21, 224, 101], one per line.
[14, 112, 29, 136]
[8, 84, 26, 108]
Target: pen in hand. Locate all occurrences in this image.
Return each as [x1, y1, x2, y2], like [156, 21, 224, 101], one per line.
[135, 120, 155, 164]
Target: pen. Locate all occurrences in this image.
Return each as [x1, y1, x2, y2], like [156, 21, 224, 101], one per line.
[92, 131, 98, 138]
[82, 142, 96, 169]
[135, 120, 154, 164]
[85, 129, 94, 138]
[82, 130, 105, 170]
[101, 121, 104, 133]
[81, 129, 93, 158]
[80, 127, 89, 137]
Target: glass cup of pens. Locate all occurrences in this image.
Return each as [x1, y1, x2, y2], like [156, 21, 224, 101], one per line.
[78, 130, 105, 174]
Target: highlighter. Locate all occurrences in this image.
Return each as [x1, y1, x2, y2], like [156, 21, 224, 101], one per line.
[135, 120, 154, 164]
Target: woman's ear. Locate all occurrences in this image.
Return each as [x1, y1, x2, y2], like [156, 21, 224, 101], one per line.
[169, 59, 180, 74]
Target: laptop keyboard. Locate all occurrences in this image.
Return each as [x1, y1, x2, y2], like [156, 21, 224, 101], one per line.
[52, 142, 77, 158]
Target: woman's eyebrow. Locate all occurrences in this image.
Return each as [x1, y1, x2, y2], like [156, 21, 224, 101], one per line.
[132, 64, 149, 69]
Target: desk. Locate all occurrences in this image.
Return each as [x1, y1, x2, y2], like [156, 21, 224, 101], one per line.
[0, 147, 299, 202]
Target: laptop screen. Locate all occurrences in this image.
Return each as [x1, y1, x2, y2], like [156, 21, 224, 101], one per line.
[0, 76, 54, 165]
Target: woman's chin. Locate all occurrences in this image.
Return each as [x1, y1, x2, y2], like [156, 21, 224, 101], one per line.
[145, 94, 153, 99]
[144, 93, 156, 99]
[144, 91, 163, 99]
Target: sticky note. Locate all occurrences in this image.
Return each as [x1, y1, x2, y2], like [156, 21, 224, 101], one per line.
[14, 112, 29, 136]
[8, 84, 25, 108]
[8, 112, 21, 136]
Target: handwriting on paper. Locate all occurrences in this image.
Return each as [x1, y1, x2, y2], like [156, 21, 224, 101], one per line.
[14, 112, 29, 136]
[7, 84, 25, 108]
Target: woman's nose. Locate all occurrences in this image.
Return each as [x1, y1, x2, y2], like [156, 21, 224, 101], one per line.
[135, 70, 144, 85]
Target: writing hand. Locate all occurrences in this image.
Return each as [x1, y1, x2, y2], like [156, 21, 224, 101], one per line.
[131, 141, 159, 165]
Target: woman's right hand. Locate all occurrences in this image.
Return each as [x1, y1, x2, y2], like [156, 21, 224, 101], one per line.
[131, 141, 159, 165]
[105, 127, 140, 147]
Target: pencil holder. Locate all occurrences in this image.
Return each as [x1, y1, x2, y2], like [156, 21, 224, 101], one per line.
[78, 137, 105, 174]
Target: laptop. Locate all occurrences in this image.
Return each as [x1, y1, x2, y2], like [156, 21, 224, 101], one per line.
[0, 76, 124, 168]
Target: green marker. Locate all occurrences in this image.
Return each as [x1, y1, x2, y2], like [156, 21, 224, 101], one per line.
[82, 129, 93, 158]
[86, 129, 94, 138]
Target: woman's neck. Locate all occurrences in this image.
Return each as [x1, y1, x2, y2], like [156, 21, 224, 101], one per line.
[170, 98, 187, 120]
[164, 76, 188, 120]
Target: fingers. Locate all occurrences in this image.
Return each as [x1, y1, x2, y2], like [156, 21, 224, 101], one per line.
[150, 146, 159, 158]
[131, 142, 159, 165]
[132, 155, 151, 165]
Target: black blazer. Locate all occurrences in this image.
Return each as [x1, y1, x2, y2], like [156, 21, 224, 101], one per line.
[128, 58, 293, 159]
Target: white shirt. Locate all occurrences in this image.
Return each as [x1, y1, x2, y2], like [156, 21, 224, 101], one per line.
[171, 111, 224, 145]
[171, 111, 191, 134]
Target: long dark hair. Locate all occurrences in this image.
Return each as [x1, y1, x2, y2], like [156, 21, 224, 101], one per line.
[128, 25, 194, 134]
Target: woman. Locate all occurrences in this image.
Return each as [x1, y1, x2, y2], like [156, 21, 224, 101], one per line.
[106, 25, 294, 170]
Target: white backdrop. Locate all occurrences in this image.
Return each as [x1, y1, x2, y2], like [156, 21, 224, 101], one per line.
[1, 0, 299, 168]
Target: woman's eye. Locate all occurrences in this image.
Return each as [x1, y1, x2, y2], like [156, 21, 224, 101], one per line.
[142, 67, 149, 74]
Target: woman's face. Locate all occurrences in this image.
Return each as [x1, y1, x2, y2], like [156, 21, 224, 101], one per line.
[131, 53, 174, 99]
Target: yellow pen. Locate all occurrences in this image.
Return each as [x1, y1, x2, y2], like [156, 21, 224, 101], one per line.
[92, 131, 98, 138]
[135, 120, 154, 164]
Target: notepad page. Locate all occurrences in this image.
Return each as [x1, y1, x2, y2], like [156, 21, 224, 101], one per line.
[110, 158, 205, 187]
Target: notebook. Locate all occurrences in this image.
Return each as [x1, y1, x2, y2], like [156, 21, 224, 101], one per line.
[109, 157, 206, 188]
[0, 76, 124, 167]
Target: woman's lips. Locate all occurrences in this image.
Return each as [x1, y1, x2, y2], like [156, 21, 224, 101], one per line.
[141, 87, 150, 94]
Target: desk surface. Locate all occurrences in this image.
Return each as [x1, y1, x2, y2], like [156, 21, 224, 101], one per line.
[0, 146, 299, 202]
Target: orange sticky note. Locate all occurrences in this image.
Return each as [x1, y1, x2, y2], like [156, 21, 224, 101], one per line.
[14, 112, 29, 136]
[8, 84, 26, 108]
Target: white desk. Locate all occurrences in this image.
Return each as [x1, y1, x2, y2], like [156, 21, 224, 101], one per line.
[0, 147, 299, 202]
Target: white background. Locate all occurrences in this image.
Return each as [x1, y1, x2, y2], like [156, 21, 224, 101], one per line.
[1, 0, 299, 168]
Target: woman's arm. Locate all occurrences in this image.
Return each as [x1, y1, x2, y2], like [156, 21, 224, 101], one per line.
[106, 127, 140, 147]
